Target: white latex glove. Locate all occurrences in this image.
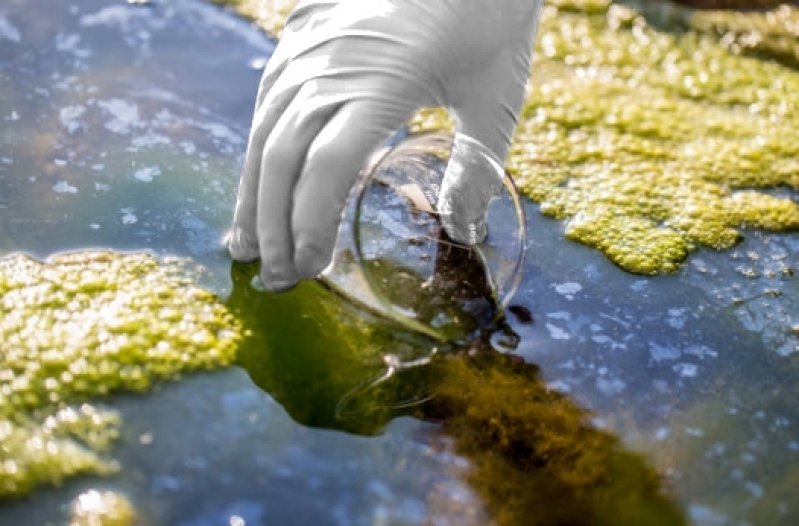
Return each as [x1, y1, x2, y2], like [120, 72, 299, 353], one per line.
[228, 0, 543, 291]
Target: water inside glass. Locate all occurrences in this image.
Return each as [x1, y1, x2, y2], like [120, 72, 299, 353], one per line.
[321, 133, 527, 342]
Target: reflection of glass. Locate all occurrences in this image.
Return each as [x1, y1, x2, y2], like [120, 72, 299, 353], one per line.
[321, 133, 527, 342]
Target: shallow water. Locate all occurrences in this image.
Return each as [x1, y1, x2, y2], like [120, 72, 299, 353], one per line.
[1, 1, 798, 525]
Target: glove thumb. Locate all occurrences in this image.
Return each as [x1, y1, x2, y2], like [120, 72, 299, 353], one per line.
[436, 131, 509, 246]
[435, 21, 534, 245]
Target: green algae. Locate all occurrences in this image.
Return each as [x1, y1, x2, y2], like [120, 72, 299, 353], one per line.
[230, 262, 437, 435]
[0, 251, 242, 498]
[690, 4, 799, 69]
[0, 406, 121, 499]
[213, 0, 295, 37]
[672, 1, 789, 7]
[69, 489, 137, 526]
[494, 0, 799, 274]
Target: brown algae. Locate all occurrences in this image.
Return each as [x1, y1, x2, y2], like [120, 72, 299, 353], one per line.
[0, 252, 242, 498]
[224, 0, 799, 274]
[424, 352, 686, 526]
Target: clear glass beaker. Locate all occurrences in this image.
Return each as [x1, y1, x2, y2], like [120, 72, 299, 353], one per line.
[321, 132, 526, 343]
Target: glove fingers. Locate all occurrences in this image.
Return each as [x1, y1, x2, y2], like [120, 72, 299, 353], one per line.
[256, 84, 344, 291]
[451, 47, 531, 163]
[284, 1, 338, 34]
[254, 0, 336, 109]
[291, 96, 413, 278]
[229, 78, 302, 262]
[439, 93, 517, 245]
[255, 49, 290, 111]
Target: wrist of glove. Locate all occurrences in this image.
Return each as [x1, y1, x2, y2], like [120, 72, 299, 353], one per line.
[228, 0, 543, 291]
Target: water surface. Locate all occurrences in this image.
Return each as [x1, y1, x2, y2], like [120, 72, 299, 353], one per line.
[1, 1, 798, 525]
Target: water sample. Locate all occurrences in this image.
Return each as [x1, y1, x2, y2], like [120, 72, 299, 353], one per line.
[321, 133, 526, 342]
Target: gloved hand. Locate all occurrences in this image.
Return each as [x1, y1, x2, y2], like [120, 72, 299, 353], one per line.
[228, 0, 543, 291]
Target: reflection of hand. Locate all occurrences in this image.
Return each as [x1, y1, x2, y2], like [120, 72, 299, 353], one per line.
[228, 0, 543, 291]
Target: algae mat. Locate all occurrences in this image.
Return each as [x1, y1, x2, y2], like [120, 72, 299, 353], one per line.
[0, 252, 241, 498]
[224, 0, 799, 275]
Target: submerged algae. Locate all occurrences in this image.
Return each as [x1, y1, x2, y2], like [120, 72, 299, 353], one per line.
[229, 262, 685, 525]
[425, 352, 685, 526]
[0, 252, 242, 498]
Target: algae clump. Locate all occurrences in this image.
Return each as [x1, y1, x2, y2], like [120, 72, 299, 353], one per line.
[690, 4, 799, 70]
[225, 0, 799, 274]
[0, 252, 242, 498]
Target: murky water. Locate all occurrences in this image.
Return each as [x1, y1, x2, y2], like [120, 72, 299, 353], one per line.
[1, 1, 798, 525]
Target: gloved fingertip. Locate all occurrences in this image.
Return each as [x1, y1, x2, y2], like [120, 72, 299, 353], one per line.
[254, 271, 298, 293]
[440, 213, 488, 246]
[226, 228, 261, 262]
[471, 221, 488, 245]
[294, 241, 331, 279]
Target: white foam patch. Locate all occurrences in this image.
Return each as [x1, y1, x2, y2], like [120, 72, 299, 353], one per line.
[553, 282, 582, 300]
[132, 166, 161, 182]
[596, 377, 626, 396]
[97, 99, 140, 134]
[197, 122, 243, 146]
[53, 181, 78, 194]
[673, 363, 698, 378]
[55, 33, 90, 58]
[0, 14, 21, 43]
[667, 307, 688, 329]
[59, 105, 86, 134]
[545, 323, 571, 341]
[649, 342, 681, 363]
[120, 208, 138, 225]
